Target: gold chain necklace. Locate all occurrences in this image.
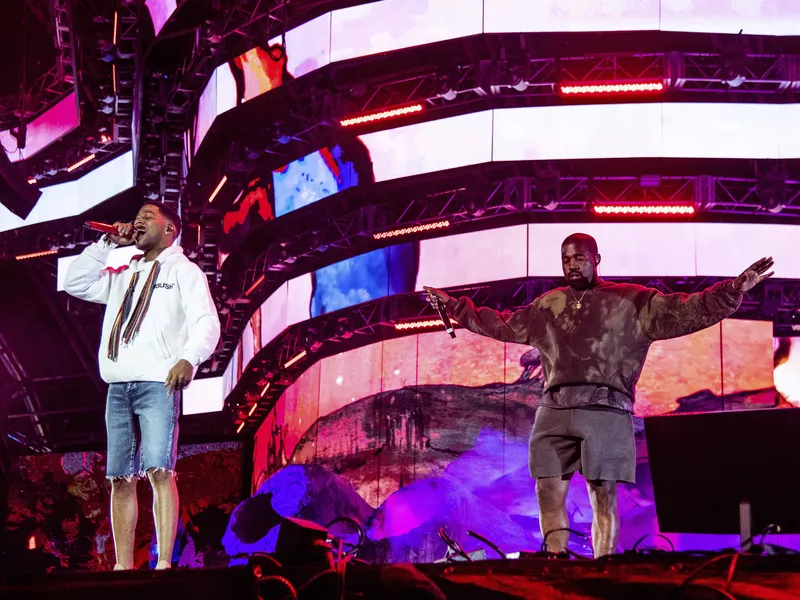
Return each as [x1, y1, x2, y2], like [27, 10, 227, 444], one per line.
[569, 287, 588, 309]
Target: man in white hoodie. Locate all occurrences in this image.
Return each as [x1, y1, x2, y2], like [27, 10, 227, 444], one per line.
[64, 202, 220, 571]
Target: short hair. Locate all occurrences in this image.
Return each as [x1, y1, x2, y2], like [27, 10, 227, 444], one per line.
[141, 201, 182, 238]
[562, 233, 599, 255]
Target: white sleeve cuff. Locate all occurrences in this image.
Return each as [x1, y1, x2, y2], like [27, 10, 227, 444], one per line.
[180, 351, 202, 368]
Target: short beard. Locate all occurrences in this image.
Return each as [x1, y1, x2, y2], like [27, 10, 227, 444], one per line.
[567, 275, 592, 291]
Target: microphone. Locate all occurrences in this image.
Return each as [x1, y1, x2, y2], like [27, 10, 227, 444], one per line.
[84, 221, 119, 235]
[432, 297, 456, 339]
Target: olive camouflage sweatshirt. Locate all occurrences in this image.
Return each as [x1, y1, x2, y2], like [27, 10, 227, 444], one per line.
[445, 280, 743, 412]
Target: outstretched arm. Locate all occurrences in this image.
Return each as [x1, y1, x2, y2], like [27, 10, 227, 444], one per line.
[639, 257, 774, 341]
[424, 287, 541, 345]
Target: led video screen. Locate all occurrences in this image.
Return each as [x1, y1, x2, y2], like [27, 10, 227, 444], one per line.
[194, 46, 286, 153]
[145, 0, 177, 36]
[194, 1, 800, 155]
[220, 221, 799, 400]
[0, 93, 80, 163]
[219, 102, 800, 266]
[288, 0, 800, 83]
[227, 326, 800, 563]
[0, 151, 134, 234]
[219, 140, 371, 257]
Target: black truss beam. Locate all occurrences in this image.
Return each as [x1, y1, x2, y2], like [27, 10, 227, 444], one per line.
[185, 44, 800, 208]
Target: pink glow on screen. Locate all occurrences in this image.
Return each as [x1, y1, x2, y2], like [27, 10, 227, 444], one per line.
[145, 0, 177, 36]
[775, 338, 800, 407]
[1, 151, 134, 234]
[661, 103, 780, 159]
[356, 105, 800, 186]
[493, 104, 663, 162]
[234, 46, 286, 103]
[693, 223, 798, 278]
[527, 223, 698, 278]
[360, 110, 493, 183]
[269, 12, 332, 79]
[183, 376, 224, 415]
[415, 226, 528, 291]
[660, 0, 800, 36]
[261, 283, 290, 350]
[330, 0, 483, 64]
[1, 93, 79, 163]
[194, 66, 236, 153]
[483, 0, 661, 33]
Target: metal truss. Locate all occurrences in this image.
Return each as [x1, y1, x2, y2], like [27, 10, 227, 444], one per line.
[0, 0, 80, 130]
[113, 1, 139, 147]
[203, 168, 800, 374]
[189, 50, 800, 188]
[0, 330, 50, 453]
[0, 64, 75, 130]
[51, 0, 80, 102]
[230, 275, 800, 433]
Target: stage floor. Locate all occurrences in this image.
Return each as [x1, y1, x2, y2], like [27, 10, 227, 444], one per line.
[2, 552, 799, 600]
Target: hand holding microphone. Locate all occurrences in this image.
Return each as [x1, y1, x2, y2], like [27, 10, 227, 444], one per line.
[85, 221, 137, 246]
[423, 286, 456, 338]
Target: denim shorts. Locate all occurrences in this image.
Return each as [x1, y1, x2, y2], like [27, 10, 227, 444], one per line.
[105, 382, 180, 480]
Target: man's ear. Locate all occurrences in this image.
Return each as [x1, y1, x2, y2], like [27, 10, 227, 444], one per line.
[595, 253, 602, 266]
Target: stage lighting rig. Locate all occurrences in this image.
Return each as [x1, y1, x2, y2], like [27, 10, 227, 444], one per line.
[719, 33, 750, 88]
[534, 170, 560, 211]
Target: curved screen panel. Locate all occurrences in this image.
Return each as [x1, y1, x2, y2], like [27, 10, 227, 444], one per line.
[1, 151, 134, 234]
[1, 93, 80, 163]
[246, 323, 793, 560]
[145, 0, 177, 36]
[221, 221, 800, 399]
[194, 1, 800, 155]
[219, 103, 800, 247]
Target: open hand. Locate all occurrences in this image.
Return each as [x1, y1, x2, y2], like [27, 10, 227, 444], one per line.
[165, 359, 193, 395]
[423, 286, 450, 307]
[733, 257, 775, 293]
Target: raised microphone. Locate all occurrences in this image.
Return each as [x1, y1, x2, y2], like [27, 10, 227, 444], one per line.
[433, 297, 456, 339]
[84, 221, 120, 235]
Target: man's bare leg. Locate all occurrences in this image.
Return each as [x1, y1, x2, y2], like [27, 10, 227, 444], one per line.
[586, 479, 619, 558]
[536, 475, 572, 553]
[148, 469, 179, 569]
[110, 478, 138, 570]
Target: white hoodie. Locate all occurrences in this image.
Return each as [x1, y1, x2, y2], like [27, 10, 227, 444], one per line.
[63, 238, 221, 384]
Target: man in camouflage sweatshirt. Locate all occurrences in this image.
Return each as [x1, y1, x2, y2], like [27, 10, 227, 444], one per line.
[424, 233, 774, 558]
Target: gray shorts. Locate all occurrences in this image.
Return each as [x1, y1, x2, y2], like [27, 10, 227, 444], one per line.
[529, 405, 636, 483]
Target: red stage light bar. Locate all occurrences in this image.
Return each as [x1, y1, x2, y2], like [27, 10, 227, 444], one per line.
[236, 421, 245, 434]
[373, 220, 450, 240]
[16, 249, 58, 261]
[248, 402, 259, 416]
[592, 203, 695, 216]
[67, 154, 96, 173]
[259, 382, 271, 398]
[559, 81, 664, 96]
[395, 318, 458, 331]
[244, 274, 265, 297]
[284, 350, 307, 369]
[208, 175, 227, 203]
[340, 103, 424, 127]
